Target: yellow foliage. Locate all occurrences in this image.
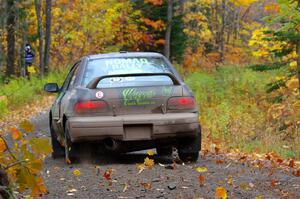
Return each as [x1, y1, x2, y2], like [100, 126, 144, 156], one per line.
[9, 127, 23, 140]
[216, 187, 227, 199]
[289, 61, 297, 70]
[147, 150, 154, 156]
[229, 0, 258, 7]
[144, 157, 155, 169]
[249, 28, 288, 59]
[286, 76, 299, 90]
[20, 120, 34, 132]
[0, 137, 7, 152]
[73, 169, 81, 176]
[0, 121, 52, 197]
[196, 166, 208, 173]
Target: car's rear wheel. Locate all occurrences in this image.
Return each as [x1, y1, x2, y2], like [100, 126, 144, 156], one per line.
[50, 121, 65, 159]
[64, 120, 78, 164]
[178, 128, 201, 163]
[156, 146, 173, 156]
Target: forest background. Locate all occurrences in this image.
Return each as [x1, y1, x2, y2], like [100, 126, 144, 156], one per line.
[0, 0, 299, 162]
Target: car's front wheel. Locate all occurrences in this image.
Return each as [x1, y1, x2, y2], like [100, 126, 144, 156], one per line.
[50, 121, 65, 159]
[177, 128, 201, 163]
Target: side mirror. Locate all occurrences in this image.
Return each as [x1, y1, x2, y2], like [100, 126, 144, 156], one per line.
[44, 83, 60, 93]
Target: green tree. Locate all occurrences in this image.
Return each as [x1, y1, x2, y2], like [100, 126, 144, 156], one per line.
[264, 0, 300, 90]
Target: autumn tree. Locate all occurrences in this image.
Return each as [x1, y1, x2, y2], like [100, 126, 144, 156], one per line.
[34, 0, 44, 76]
[250, 0, 300, 90]
[0, 0, 5, 69]
[6, 0, 15, 76]
[164, 0, 173, 59]
[44, 0, 52, 74]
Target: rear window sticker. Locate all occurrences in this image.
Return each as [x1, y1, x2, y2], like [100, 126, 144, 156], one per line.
[96, 91, 104, 99]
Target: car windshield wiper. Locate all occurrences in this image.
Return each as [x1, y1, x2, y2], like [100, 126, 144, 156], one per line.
[86, 73, 181, 89]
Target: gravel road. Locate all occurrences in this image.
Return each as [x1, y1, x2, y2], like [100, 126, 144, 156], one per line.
[31, 112, 300, 199]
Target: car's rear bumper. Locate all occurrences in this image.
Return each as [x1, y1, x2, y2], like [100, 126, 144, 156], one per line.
[68, 113, 200, 142]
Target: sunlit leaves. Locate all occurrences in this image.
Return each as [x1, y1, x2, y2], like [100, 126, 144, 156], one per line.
[9, 127, 23, 140]
[144, 0, 163, 6]
[229, 0, 258, 7]
[0, 137, 7, 152]
[0, 121, 51, 197]
[29, 138, 53, 156]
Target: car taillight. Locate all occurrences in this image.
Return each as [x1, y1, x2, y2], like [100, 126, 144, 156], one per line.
[75, 101, 107, 113]
[167, 97, 196, 110]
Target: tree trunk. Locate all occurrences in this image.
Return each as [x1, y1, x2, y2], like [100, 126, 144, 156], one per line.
[0, 0, 5, 67]
[296, 41, 300, 91]
[214, 0, 220, 48]
[34, 0, 44, 76]
[0, 169, 10, 199]
[6, 0, 15, 77]
[297, 0, 300, 91]
[220, 0, 226, 63]
[164, 0, 173, 60]
[44, 0, 52, 73]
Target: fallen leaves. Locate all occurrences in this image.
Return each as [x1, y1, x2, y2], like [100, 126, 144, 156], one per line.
[103, 168, 113, 186]
[196, 166, 207, 173]
[137, 157, 155, 174]
[66, 188, 77, 196]
[144, 157, 155, 168]
[198, 175, 205, 186]
[141, 182, 152, 190]
[147, 150, 154, 156]
[294, 169, 300, 177]
[103, 168, 113, 181]
[72, 169, 81, 176]
[215, 187, 227, 199]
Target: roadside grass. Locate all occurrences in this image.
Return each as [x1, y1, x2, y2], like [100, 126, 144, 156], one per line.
[0, 69, 68, 118]
[186, 66, 300, 159]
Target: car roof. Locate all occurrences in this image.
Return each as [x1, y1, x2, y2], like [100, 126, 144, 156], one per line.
[87, 52, 165, 60]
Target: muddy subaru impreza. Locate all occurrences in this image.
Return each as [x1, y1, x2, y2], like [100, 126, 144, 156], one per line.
[44, 52, 201, 162]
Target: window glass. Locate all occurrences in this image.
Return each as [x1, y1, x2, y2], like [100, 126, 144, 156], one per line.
[61, 63, 79, 91]
[82, 57, 173, 88]
[69, 63, 80, 88]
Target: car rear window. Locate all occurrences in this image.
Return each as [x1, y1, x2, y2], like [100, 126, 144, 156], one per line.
[82, 57, 174, 88]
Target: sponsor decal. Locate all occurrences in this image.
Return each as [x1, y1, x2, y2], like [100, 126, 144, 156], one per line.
[95, 91, 104, 99]
[162, 86, 173, 96]
[122, 88, 155, 106]
[105, 58, 149, 70]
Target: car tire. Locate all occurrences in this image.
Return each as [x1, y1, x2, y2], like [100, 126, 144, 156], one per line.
[178, 128, 201, 163]
[156, 146, 173, 156]
[50, 121, 65, 159]
[64, 120, 78, 164]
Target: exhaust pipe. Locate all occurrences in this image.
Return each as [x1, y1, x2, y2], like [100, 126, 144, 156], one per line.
[103, 138, 121, 151]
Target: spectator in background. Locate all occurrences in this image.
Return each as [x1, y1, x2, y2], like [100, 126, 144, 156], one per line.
[24, 44, 35, 77]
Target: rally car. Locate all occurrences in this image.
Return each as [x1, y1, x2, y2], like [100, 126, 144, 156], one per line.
[44, 52, 201, 162]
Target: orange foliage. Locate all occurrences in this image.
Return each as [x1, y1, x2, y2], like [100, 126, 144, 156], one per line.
[144, 0, 163, 6]
[141, 18, 166, 31]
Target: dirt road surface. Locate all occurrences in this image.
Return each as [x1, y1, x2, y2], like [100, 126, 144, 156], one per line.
[31, 111, 299, 199]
